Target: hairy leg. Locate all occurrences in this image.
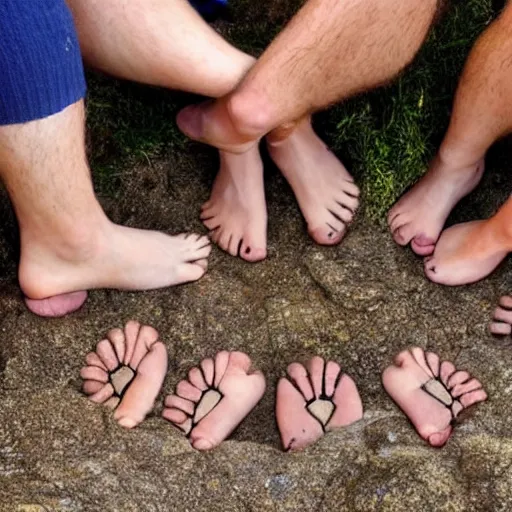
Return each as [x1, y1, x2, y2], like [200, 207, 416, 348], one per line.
[176, 0, 438, 245]
[70, 0, 437, 251]
[0, 101, 210, 316]
[177, 0, 440, 151]
[389, 4, 512, 254]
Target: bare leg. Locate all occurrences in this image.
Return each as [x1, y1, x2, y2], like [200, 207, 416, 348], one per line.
[174, 0, 438, 243]
[389, 5, 512, 255]
[67, 0, 268, 260]
[69, 0, 437, 250]
[1, 101, 210, 316]
[176, 0, 439, 150]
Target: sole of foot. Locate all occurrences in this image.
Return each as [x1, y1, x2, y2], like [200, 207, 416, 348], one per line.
[388, 158, 484, 256]
[490, 295, 512, 336]
[267, 120, 359, 246]
[21, 229, 211, 318]
[424, 220, 508, 286]
[24, 290, 88, 318]
[276, 356, 363, 452]
[201, 148, 267, 262]
[80, 320, 167, 428]
[382, 347, 487, 447]
[162, 351, 266, 451]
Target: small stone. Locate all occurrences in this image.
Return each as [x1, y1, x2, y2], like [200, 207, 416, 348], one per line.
[194, 389, 222, 424]
[110, 366, 135, 396]
[424, 379, 453, 406]
[307, 399, 335, 426]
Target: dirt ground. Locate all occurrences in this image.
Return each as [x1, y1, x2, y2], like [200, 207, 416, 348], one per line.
[0, 145, 511, 511]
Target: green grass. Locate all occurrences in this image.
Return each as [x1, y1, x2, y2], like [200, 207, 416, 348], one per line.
[86, 0, 497, 220]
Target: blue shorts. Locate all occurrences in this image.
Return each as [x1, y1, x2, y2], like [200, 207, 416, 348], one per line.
[0, 0, 227, 126]
[0, 0, 86, 126]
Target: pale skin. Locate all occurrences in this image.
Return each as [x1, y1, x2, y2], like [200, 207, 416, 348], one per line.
[81, 320, 168, 428]
[276, 356, 363, 452]
[172, 0, 440, 251]
[382, 347, 487, 447]
[0, 102, 211, 317]
[3, 0, 442, 315]
[389, 3, 512, 288]
[67, 0, 364, 261]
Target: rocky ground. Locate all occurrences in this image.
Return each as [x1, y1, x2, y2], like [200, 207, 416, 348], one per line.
[0, 145, 511, 511]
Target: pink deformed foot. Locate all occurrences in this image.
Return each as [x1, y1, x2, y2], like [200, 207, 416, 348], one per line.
[388, 157, 484, 256]
[424, 220, 508, 286]
[382, 347, 487, 447]
[162, 351, 265, 451]
[490, 295, 512, 336]
[80, 320, 167, 428]
[276, 356, 363, 452]
[25, 290, 88, 317]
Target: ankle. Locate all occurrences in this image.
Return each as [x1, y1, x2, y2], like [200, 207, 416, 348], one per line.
[20, 214, 112, 265]
[18, 216, 114, 299]
[437, 144, 485, 172]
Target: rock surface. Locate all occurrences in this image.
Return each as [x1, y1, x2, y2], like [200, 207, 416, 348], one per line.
[0, 147, 510, 511]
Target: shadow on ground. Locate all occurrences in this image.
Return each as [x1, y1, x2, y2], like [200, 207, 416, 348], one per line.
[0, 132, 511, 510]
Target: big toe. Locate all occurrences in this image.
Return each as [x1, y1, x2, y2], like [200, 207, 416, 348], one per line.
[240, 241, 267, 262]
[427, 426, 452, 447]
[190, 437, 214, 451]
[25, 290, 88, 317]
[309, 225, 345, 246]
[276, 378, 324, 452]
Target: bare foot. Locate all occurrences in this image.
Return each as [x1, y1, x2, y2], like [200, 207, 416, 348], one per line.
[490, 295, 512, 336]
[268, 120, 359, 245]
[382, 347, 487, 447]
[162, 351, 265, 451]
[424, 220, 508, 286]
[20, 225, 211, 317]
[388, 156, 484, 256]
[201, 149, 267, 262]
[177, 98, 260, 154]
[80, 320, 167, 428]
[276, 356, 363, 452]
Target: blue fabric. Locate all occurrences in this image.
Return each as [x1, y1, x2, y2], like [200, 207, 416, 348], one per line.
[190, 0, 229, 20]
[0, 0, 86, 126]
